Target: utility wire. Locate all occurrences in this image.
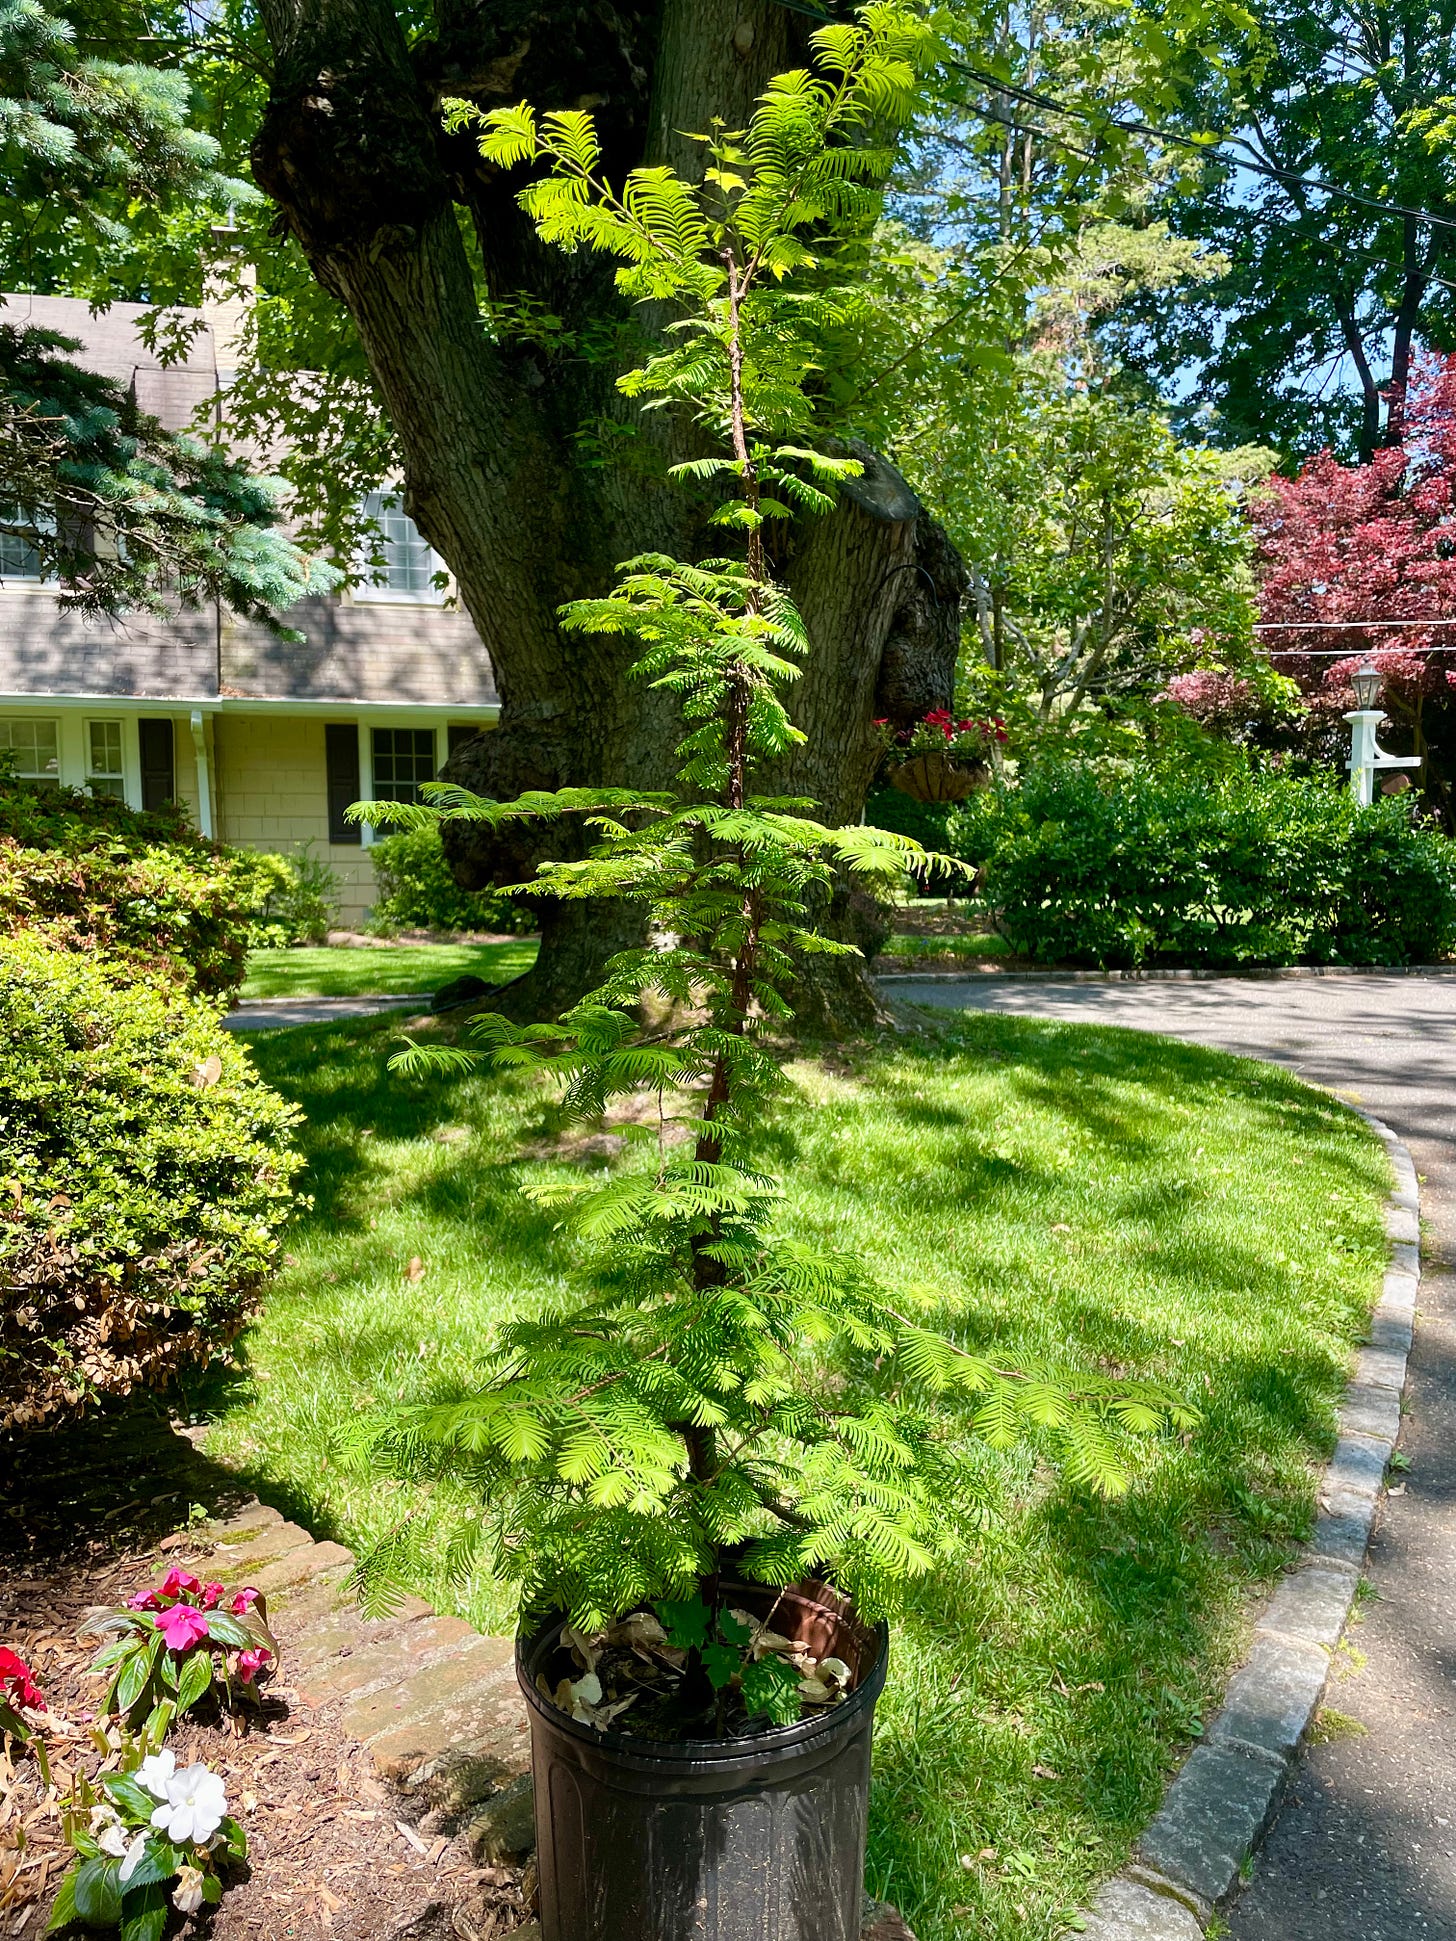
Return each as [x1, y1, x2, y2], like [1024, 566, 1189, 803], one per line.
[1254, 618, 1456, 630]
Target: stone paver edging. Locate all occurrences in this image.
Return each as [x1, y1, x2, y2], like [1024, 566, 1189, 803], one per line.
[1072, 1110, 1421, 1940]
[877, 965, 1456, 984]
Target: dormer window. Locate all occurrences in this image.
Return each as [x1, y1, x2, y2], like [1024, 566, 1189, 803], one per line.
[355, 491, 447, 604]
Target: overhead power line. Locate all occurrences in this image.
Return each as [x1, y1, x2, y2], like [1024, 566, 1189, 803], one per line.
[1254, 618, 1456, 630]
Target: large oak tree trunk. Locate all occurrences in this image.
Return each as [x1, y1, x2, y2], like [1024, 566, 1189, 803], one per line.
[251, 0, 964, 1028]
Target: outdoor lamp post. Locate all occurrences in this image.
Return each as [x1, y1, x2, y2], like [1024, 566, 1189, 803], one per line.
[1344, 660, 1422, 806]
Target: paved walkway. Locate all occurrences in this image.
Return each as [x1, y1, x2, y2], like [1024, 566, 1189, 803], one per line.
[223, 993, 427, 1031]
[892, 973, 1456, 1940]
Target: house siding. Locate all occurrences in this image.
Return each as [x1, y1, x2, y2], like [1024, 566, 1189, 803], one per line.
[2, 289, 498, 936]
[214, 713, 378, 923]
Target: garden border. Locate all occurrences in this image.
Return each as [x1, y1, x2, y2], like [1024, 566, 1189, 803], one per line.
[1069, 1108, 1420, 1940]
[877, 966, 1456, 984]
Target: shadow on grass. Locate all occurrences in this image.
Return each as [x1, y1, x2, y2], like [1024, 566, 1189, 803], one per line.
[213, 1005, 1387, 1939]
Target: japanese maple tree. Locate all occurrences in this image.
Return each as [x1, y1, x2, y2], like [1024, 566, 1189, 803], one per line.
[1252, 355, 1456, 762]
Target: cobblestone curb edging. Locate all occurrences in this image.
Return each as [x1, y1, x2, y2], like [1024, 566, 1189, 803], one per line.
[1069, 1110, 1420, 1939]
[877, 965, 1456, 985]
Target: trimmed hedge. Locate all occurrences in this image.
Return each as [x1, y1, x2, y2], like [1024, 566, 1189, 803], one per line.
[369, 823, 538, 935]
[956, 761, 1456, 968]
[0, 932, 304, 1432]
[0, 780, 269, 996]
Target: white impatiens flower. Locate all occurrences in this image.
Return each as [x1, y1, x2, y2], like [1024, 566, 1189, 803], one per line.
[137, 1748, 177, 1800]
[172, 1864, 207, 1913]
[89, 1806, 127, 1858]
[119, 1834, 149, 1885]
[149, 1763, 228, 1846]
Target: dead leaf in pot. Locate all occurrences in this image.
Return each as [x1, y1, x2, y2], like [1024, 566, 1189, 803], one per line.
[604, 1611, 668, 1650]
[562, 1624, 599, 1672]
[567, 1672, 603, 1719]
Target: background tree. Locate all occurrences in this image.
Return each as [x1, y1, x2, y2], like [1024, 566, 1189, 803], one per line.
[1124, 0, 1456, 462]
[227, 0, 966, 1025]
[0, 0, 330, 619]
[1251, 352, 1456, 816]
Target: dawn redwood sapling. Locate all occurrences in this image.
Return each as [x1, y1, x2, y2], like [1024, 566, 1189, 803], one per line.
[346, 6, 1193, 1710]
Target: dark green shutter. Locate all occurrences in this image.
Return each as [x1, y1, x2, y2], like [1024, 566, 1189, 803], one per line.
[325, 724, 362, 845]
[138, 719, 174, 811]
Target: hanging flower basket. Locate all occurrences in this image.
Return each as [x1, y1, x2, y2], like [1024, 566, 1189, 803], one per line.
[889, 750, 988, 803]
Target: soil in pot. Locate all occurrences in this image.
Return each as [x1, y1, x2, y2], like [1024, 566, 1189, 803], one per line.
[531, 1579, 876, 1742]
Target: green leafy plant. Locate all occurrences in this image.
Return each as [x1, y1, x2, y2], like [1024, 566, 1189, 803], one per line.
[347, 7, 1193, 1709]
[0, 776, 278, 997]
[367, 823, 537, 936]
[244, 843, 341, 946]
[51, 1752, 247, 1940]
[956, 756, 1456, 968]
[0, 930, 303, 1431]
[83, 1572, 277, 1738]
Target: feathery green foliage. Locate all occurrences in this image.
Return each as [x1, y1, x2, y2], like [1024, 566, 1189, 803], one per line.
[346, 8, 1194, 1642]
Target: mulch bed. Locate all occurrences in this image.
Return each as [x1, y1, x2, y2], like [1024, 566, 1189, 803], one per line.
[1, 1405, 529, 1940]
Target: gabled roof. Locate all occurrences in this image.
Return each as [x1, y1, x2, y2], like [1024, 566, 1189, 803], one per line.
[0, 293, 500, 709]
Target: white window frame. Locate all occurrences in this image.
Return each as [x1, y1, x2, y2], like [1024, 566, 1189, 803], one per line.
[0, 510, 55, 587]
[85, 718, 127, 798]
[353, 490, 448, 606]
[0, 715, 62, 784]
[369, 722, 440, 807]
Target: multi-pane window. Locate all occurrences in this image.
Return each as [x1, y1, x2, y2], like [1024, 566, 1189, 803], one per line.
[358, 492, 442, 600]
[371, 727, 438, 805]
[0, 718, 59, 783]
[0, 515, 44, 580]
[86, 721, 126, 798]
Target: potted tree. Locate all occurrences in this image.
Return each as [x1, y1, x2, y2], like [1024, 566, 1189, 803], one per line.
[354, 13, 1188, 1937]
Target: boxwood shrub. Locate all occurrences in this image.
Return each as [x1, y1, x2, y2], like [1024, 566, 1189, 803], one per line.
[0, 932, 304, 1432]
[956, 760, 1456, 968]
[368, 823, 538, 935]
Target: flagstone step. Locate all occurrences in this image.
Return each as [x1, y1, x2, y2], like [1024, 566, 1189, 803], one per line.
[179, 1499, 532, 1795]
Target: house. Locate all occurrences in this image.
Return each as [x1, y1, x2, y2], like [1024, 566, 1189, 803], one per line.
[0, 291, 499, 925]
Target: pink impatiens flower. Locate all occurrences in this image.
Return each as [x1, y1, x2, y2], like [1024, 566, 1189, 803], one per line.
[199, 1582, 225, 1611]
[235, 1646, 273, 1685]
[126, 1587, 163, 1612]
[230, 1587, 260, 1615]
[158, 1568, 202, 1601]
[156, 1604, 211, 1652]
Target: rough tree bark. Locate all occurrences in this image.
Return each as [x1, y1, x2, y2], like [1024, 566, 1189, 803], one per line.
[251, 0, 964, 1027]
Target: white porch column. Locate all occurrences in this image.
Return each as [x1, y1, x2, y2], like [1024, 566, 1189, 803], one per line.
[190, 708, 214, 839]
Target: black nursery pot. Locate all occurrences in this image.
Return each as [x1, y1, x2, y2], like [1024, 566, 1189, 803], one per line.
[517, 1576, 889, 1941]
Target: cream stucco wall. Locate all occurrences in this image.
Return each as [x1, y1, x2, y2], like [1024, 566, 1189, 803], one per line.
[213, 713, 378, 924]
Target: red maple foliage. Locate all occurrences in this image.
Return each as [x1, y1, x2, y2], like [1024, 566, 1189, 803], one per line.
[1252, 355, 1456, 754]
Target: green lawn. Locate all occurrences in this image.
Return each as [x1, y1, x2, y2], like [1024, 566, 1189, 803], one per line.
[202, 1010, 1388, 1941]
[880, 931, 1013, 960]
[239, 939, 539, 999]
